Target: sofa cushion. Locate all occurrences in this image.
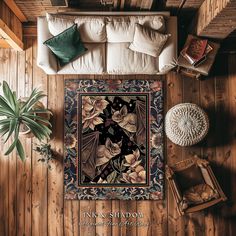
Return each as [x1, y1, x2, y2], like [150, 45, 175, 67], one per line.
[58, 43, 105, 74]
[44, 24, 87, 67]
[129, 24, 170, 57]
[74, 16, 106, 43]
[106, 15, 165, 43]
[106, 42, 159, 74]
[46, 13, 75, 36]
[46, 13, 106, 43]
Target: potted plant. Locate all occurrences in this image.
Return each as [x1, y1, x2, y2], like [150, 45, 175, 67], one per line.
[0, 81, 52, 161]
[34, 142, 55, 170]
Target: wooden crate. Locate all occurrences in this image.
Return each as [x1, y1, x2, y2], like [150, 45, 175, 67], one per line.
[166, 156, 227, 215]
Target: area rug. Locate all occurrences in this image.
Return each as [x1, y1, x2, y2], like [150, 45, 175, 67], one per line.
[64, 79, 164, 200]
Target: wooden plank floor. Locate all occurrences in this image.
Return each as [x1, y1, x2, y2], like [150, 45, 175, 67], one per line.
[0, 37, 236, 236]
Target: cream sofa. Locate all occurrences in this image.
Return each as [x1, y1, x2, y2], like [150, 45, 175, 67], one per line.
[37, 12, 177, 75]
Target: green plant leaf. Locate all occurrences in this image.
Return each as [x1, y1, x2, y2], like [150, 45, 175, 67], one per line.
[22, 122, 45, 140]
[22, 114, 51, 127]
[4, 136, 18, 155]
[2, 81, 16, 109]
[22, 116, 51, 140]
[0, 95, 15, 114]
[27, 95, 46, 111]
[12, 91, 17, 105]
[29, 127, 44, 140]
[0, 108, 15, 118]
[0, 123, 10, 136]
[19, 88, 38, 112]
[30, 109, 53, 115]
[4, 118, 17, 143]
[0, 118, 11, 126]
[4, 124, 19, 156]
[20, 89, 46, 113]
[14, 98, 20, 117]
[16, 140, 25, 161]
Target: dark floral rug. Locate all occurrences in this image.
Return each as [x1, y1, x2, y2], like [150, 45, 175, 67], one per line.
[64, 79, 164, 200]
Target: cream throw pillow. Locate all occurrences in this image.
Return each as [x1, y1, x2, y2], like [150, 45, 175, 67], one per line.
[46, 13, 75, 36]
[129, 24, 170, 57]
[106, 15, 166, 43]
[74, 16, 106, 43]
[46, 13, 106, 43]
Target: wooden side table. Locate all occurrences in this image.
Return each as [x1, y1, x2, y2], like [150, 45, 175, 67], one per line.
[177, 35, 220, 79]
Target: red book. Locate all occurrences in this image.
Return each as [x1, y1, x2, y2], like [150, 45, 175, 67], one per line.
[185, 38, 208, 62]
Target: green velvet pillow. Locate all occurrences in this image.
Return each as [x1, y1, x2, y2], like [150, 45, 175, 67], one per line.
[44, 24, 87, 67]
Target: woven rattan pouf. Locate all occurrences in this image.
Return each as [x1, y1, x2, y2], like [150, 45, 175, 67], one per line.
[165, 103, 209, 146]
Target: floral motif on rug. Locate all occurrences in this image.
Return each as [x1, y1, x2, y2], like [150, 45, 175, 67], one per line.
[64, 79, 164, 200]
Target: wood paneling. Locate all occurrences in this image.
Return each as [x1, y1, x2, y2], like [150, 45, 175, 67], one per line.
[7, 48, 17, 236]
[166, 71, 185, 236]
[50, 0, 68, 6]
[47, 74, 64, 236]
[23, 37, 33, 236]
[15, 0, 71, 22]
[0, 1, 23, 50]
[3, 0, 27, 22]
[183, 0, 204, 8]
[14, 0, 154, 21]
[68, 0, 153, 9]
[0, 47, 10, 236]
[0, 38, 10, 48]
[23, 24, 37, 37]
[0, 37, 236, 236]
[15, 45, 25, 236]
[166, 0, 182, 7]
[31, 38, 48, 236]
[193, 0, 236, 39]
[166, 0, 204, 9]
[0, 1, 23, 40]
[228, 53, 236, 235]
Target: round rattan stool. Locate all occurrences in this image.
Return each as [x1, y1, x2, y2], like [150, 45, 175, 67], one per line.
[165, 103, 209, 146]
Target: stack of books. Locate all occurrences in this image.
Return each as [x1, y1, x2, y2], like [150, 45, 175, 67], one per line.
[181, 37, 213, 67]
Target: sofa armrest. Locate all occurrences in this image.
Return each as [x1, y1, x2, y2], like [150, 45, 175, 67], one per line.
[37, 16, 58, 74]
[158, 16, 177, 74]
